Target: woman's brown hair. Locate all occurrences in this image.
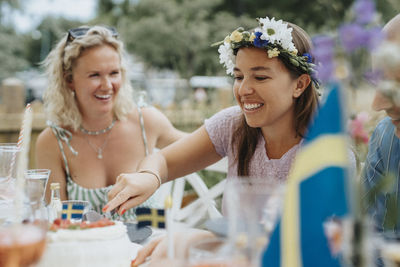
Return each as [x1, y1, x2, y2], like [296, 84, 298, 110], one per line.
[231, 22, 319, 176]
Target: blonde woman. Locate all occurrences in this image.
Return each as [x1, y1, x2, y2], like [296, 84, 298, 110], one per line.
[36, 25, 185, 220]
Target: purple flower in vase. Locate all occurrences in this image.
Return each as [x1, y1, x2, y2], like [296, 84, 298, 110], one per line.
[339, 24, 368, 53]
[353, 0, 376, 25]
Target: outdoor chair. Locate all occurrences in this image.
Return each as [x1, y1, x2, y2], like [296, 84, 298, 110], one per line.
[153, 157, 228, 228]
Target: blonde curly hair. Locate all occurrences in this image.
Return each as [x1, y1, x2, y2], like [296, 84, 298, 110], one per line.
[42, 25, 134, 131]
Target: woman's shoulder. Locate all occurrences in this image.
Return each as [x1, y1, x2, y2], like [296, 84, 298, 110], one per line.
[124, 106, 166, 123]
[35, 127, 61, 155]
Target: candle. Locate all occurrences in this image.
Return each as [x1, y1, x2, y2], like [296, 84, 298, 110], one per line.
[15, 104, 33, 222]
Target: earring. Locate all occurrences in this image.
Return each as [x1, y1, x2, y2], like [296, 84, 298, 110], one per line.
[71, 91, 75, 97]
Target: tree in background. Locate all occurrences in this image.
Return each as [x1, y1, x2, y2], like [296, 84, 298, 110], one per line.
[94, 0, 399, 78]
[23, 16, 83, 67]
[95, 0, 254, 78]
[1, 0, 399, 81]
[0, 0, 30, 81]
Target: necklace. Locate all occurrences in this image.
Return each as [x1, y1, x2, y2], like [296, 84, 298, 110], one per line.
[80, 119, 116, 135]
[84, 130, 112, 159]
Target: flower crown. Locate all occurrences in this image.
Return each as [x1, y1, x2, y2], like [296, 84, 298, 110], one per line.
[214, 17, 319, 87]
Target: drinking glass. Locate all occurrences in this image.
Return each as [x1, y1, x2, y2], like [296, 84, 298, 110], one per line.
[24, 169, 51, 223]
[0, 143, 21, 225]
[0, 217, 47, 267]
[0, 143, 20, 197]
[0, 145, 47, 267]
[224, 176, 285, 266]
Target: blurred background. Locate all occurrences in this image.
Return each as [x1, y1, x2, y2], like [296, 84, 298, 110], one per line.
[0, 0, 399, 167]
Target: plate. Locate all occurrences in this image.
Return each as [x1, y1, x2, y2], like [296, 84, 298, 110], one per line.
[204, 217, 228, 237]
[124, 223, 152, 243]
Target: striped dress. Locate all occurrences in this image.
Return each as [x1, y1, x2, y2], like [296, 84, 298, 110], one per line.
[49, 107, 159, 222]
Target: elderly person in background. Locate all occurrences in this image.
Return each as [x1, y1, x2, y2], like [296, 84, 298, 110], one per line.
[363, 14, 400, 232]
[35, 25, 185, 221]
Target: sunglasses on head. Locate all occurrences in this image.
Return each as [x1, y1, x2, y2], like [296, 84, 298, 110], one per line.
[66, 26, 119, 44]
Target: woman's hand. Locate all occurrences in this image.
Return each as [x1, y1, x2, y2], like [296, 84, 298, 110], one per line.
[133, 229, 216, 266]
[104, 172, 160, 214]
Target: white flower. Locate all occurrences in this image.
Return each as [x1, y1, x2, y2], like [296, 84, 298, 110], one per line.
[258, 17, 296, 53]
[218, 42, 236, 75]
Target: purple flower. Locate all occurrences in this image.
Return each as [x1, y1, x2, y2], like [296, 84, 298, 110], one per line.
[312, 35, 335, 62]
[364, 69, 383, 85]
[354, 0, 376, 24]
[312, 35, 336, 84]
[365, 27, 384, 51]
[253, 31, 269, 48]
[339, 23, 368, 53]
[316, 63, 335, 85]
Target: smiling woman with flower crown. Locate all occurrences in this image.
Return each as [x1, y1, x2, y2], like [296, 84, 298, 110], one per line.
[35, 25, 186, 221]
[104, 16, 320, 264]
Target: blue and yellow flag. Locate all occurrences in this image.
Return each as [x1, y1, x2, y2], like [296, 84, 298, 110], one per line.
[262, 83, 350, 267]
[61, 202, 85, 220]
[136, 207, 165, 228]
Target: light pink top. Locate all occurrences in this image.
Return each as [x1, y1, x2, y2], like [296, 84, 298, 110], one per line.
[204, 106, 302, 213]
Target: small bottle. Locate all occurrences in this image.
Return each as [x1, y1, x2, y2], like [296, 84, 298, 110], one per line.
[49, 183, 62, 222]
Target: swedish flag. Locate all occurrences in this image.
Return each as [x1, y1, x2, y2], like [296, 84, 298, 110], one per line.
[61, 202, 85, 220]
[262, 83, 350, 267]
[136, 207, 165, 228]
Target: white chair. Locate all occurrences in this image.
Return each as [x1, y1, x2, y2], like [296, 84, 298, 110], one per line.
[154, 158, 228, 228]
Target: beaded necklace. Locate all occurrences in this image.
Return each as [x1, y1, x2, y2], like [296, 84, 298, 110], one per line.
[79, 119, 116, 136]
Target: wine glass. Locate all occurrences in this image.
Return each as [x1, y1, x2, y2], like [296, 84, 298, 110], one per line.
[224, 176, 285, 266]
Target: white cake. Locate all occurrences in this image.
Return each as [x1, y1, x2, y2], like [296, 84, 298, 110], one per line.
[37, 220, 141, 267]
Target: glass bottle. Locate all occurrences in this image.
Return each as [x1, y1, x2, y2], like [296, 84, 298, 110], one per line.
[48, 183, 62, 222]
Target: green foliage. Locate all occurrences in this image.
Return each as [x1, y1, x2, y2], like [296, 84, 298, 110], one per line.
[22, 16, 82, 67]
[97, 0, 254, 78]
[93, 0, 399, 78]
[0, 26, 30, 81]
[1, 0, 400, 81]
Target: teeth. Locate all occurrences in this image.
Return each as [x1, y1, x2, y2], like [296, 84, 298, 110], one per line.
[95, 94, 111, 99]
[244, 103, 263, 110]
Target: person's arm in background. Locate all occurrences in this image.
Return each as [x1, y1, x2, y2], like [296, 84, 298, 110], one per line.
[35, 127, 68, 203]
[105, 125, 221, 214]
[132, 229, 215, 266]
[142, 106, 188, 149]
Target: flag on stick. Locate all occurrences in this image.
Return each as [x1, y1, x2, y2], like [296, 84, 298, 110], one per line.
[262, 83, 351, 267]
[136, 207, 165, 228]
[61, 202, 85, 220]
